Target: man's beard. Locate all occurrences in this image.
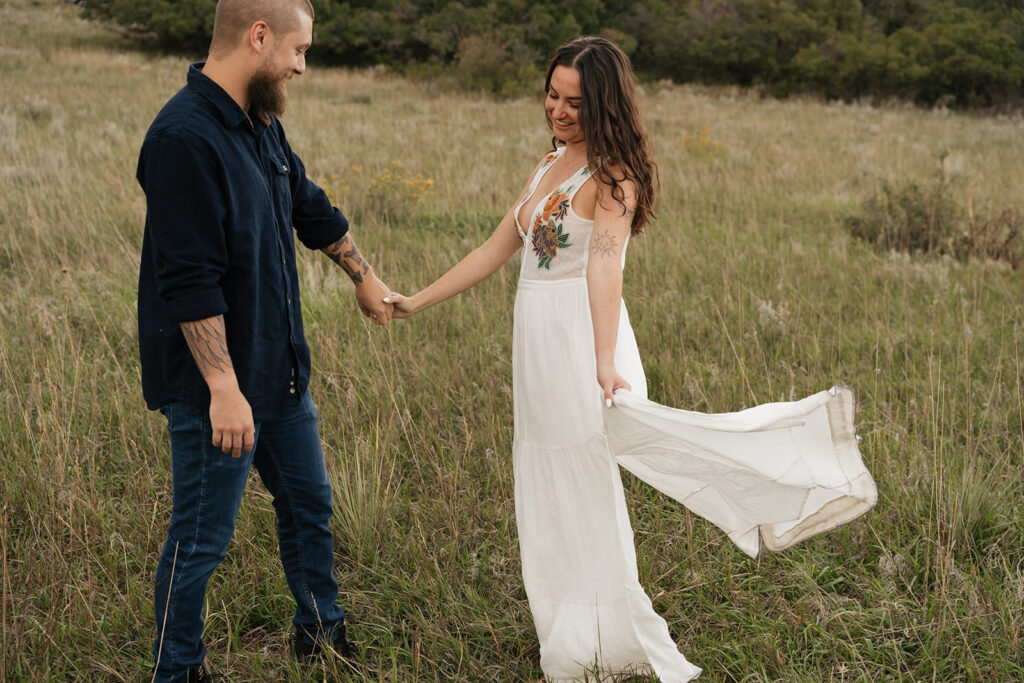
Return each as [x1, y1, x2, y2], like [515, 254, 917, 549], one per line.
[247, 65, 288, 120]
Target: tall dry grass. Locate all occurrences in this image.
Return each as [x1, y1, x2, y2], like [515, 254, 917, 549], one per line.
[1, 0, 1023, 680]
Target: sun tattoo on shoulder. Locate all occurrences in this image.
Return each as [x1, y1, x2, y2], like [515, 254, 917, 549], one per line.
[591, 230, 618, 257]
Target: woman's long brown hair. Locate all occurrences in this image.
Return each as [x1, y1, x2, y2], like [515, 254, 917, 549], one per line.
[545, 37, 657, 235]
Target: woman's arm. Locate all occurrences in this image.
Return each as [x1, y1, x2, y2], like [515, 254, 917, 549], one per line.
[388, 208, 524, 317]
[388, 157, 549, 317]
[586, 172, 637, 403]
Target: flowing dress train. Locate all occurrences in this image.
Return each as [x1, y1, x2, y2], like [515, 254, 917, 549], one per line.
[511, 148, 876, 682]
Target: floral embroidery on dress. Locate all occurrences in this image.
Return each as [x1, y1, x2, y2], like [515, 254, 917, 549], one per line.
[531, 188, 574, 269]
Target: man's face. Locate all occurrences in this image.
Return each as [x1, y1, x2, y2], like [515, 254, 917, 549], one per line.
[248, 9, 313, 119]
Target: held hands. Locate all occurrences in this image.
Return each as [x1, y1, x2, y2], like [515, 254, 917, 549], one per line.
[382, 292, 416, 319]
[597, 362, 631, 408]
[354, 271, 395, 325]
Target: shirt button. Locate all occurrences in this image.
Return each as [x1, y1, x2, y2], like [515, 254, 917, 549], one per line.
[282, 164, 288, 172]
[289, 388, 296, 394]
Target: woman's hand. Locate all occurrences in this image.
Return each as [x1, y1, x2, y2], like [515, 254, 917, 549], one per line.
[597, 363, 631, 406]
[383, 292, 417, 319]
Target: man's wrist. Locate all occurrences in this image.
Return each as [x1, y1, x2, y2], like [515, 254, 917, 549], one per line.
[207, 373, 240, 396]
[352, 266, 375, 286]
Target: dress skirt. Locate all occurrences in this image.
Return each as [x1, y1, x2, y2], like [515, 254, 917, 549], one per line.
[511, 276, 875, 682]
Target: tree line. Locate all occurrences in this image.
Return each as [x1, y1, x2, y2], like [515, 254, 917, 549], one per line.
[85, 0, 1024, 106]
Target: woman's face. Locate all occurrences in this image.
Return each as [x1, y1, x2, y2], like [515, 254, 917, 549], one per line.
[545, 65, 585, 145]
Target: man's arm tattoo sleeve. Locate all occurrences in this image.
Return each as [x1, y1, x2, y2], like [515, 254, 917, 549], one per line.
[322, 233, 371, 284]
[180, 315, 233, 378]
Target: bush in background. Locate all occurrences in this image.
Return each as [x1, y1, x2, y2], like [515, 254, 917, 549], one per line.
[454, 32, 541, 97]
[85, 0, 215, 51]
[318, 162, 435, 222]
[82, 0, 1024, 106]
[846, 175, 1024, 268]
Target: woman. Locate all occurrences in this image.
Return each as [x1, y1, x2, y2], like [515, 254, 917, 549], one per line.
[386, 37, 876, 682]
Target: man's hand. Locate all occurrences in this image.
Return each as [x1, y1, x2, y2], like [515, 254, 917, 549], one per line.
[209, 382, 255, 458]
[179, 315, 254, 456]
[322, 233, 394, 324]
[355, 272, 394, 325]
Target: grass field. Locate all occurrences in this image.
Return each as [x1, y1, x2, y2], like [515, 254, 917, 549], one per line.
[2, 0, 1023, 680]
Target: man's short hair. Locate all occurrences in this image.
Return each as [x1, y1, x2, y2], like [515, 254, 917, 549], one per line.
[209, 0, 314, 56]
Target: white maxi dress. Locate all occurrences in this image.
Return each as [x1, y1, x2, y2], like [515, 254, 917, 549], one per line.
[511, 148, 877, 682]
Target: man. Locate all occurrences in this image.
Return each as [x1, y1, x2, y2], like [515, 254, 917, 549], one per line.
[136, 1, 392, 679]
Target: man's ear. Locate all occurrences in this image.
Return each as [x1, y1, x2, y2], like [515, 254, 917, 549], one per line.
[248, 20, 271, 54]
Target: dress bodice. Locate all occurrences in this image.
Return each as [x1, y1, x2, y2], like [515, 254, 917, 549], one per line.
[516, 148, 626, 282]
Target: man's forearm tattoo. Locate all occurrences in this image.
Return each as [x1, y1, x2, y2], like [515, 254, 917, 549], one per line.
[591, 230, 618, 258]
[181, 315, 232, 377]
[323, 234, 370, 284]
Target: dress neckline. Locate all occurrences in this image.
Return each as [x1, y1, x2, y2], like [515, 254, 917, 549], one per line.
[514, 149, 590, 242]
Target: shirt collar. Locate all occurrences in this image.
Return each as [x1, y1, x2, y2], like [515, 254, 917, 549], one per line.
[187, 62, 250, 130]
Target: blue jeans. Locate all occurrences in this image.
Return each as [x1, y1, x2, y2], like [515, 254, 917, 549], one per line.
[152, 389, 345, 681]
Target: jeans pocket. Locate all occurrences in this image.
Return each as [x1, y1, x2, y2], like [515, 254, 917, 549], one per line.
[161, 401, 206, 435]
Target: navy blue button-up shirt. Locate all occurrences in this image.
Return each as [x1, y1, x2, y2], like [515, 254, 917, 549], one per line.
[136, 63, 348, 421]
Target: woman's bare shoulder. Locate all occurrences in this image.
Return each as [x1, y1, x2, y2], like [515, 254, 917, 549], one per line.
[593, 162, 638, 207]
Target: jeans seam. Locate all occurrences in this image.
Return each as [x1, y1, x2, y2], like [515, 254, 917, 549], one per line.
[161, 407, 210, 669]
[263, 440, 324, 635]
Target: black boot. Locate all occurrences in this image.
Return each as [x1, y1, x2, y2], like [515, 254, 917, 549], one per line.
[185, 663, 221, 682]
[292, 622, 358, 661]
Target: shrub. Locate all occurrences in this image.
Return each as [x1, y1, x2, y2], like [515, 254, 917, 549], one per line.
[681, 126, 729, 160]
[846, 178, 962, 255]
[956, 207, 1024, 269]
[454, 32, 541, 98]
[84, 0, 215, 51]
[846, 176, 1024, 268]
[81, 0, 1024, 106]
[318, 162, 434, 222]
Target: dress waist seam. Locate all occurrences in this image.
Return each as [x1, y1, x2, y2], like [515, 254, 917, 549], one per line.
[517, 276, 587, 290]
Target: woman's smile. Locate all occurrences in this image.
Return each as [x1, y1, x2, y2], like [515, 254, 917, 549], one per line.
[546, 64, 584, 144]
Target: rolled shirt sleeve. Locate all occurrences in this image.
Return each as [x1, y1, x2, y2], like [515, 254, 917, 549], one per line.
[138, 133, 229, 322]
[276, 122, 349, 250]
